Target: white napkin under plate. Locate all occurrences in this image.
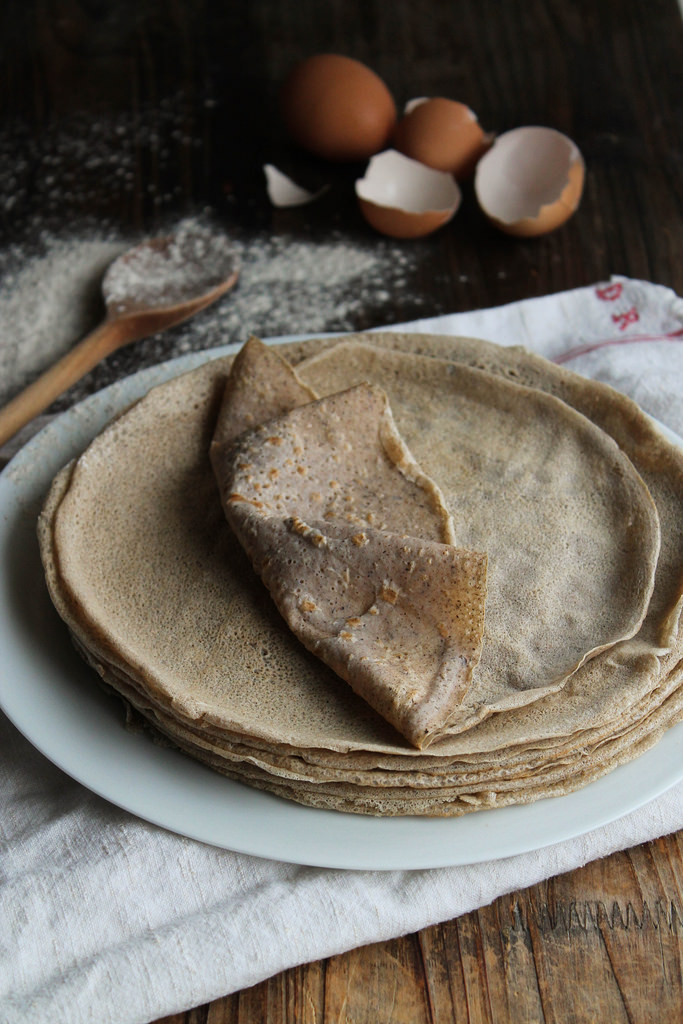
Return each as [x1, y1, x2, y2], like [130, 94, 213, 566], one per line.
[2, 276, 683, 1024]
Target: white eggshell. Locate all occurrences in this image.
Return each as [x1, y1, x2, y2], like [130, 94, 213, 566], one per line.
[355, 149, 461, 238]
[403, 97, 429, 115]
[264, 164, 329, 208]
[474, 126, 585, 237]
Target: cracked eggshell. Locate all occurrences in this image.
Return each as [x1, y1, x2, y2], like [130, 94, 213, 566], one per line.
[393, 97, 494, 178]
[263, 165, 329, 207]
[355, 149, 462, 238]
[280, 54, 397, 162]
[474, 126, 585, 237]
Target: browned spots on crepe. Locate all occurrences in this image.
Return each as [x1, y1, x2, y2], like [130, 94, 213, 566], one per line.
[211, 340, 487, 748]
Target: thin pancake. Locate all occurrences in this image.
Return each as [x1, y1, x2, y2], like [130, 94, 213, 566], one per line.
[298, 342, 660, 731]
[38, 335, 678, 779]
[210, 341, 486, 747]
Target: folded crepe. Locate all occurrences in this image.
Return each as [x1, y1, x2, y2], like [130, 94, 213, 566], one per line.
[297, 340, 662, 732]
[210, 338, 487, 748]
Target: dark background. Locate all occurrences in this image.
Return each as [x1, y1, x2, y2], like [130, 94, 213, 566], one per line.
[1, 0, 681, 318]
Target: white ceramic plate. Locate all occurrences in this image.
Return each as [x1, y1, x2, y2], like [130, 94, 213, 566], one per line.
[1, 342, 682, 871]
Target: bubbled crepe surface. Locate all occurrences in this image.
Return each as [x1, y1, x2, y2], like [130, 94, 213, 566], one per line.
[36, 333, 683, 815]
[210, 340, 487, 748]
[299, 344, 660, 727]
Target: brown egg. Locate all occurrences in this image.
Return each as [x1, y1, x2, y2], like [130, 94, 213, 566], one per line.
[355, 149, 461, 238]
[280, 54, 397, 161]
[474, 126, 585, 237]
[393, 98, 493, 179]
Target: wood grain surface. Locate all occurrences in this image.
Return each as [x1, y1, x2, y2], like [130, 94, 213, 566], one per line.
[1, 1, 682, 1021]
[155, 834, 683, 1023]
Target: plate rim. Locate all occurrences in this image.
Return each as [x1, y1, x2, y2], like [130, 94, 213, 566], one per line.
[1, 338, 682, 871]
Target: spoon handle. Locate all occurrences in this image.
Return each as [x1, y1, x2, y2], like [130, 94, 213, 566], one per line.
[0, 320, 126, 449]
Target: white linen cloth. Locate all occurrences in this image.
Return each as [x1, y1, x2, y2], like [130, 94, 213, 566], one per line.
[2, 275, 683, 1024]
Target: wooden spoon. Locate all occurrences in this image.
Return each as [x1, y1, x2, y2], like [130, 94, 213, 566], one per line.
[0, 230, 240, 447]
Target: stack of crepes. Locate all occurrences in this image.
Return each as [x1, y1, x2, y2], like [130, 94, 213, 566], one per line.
[38, 333, 683, 816]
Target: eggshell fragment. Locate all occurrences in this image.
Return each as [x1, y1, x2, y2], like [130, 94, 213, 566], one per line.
[355, 149, 461, 238]
[393, 97, 493, 178]
[474, 126, 585, 237]
[263, 164, 329, 207]
[280, 54, 397, 161]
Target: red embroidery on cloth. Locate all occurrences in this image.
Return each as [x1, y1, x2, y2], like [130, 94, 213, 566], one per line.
[554, 327, 683, 365]
[612, 306, 640, 331]
[596, 283, 624, 301]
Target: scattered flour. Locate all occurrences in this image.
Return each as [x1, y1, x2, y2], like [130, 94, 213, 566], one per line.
[0, 236, 125, 406]
[0, 96, 426, 414]
[0, 218, 421, 409]
[102, 222, 240, 316]
[0, 95, 198, 225]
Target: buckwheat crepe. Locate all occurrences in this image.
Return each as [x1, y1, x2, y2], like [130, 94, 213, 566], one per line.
[210, 339, 487, 748]
[295, 341, 662, 732]
[65, 631, 683, 815]
[37, 332, 683, 816]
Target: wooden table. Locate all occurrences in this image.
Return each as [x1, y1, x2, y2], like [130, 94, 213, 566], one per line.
[2, 1, 682, 1020]
[158, 835, 683, 1022]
